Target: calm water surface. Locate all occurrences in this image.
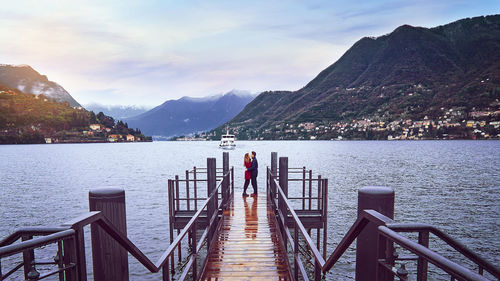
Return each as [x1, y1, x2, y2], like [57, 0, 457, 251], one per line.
[1, 141, 499, 280]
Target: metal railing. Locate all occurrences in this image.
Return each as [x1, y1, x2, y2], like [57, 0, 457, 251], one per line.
[0, 167, 233, 281]
[266, 166, 500, 281]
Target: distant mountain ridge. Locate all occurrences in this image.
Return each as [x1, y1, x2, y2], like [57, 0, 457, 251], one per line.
[84, 103, 150, 120]
[217, 15, 500, 138]
[0, 64, 81, 107]
[124, 90, 255, 138]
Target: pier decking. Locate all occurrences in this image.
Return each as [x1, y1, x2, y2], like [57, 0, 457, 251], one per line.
[201, 194, 291, 280]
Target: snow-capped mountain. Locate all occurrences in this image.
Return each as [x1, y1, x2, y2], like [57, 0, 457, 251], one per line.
[124, 90, 255, 138]
[84, 103, 151, 120]
[0, 64, 80, 107]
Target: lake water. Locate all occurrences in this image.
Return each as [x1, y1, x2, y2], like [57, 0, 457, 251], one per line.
[1, 141, 499, 280]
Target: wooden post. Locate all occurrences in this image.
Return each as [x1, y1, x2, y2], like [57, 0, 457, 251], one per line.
[302, 167, 306, 210]
[73, 226, 87, 281]
[279, 157, 288, 249]
[21, 234, 34, 280]
[186, 170, 190, 211]
[168, 180, 175, 274]
[89, 188, 129, 281]
[271, 152, 278, 199]
[207, 158, 217, 249]
[294, 221, 299, 281]
[322, 179, 328, 260]
[175, 175, 180, 211]
[417, 231, 429, 281]
[222, 152, 229, 207]
[356, 186, 394, 281]
[308, 170, 312, 210]
[193, 167, 198, 210]
[62, 235, 78, 281]
[191, 221, 198, 281]
[317, 175, 322, 210]
[231, 166, 234, 194]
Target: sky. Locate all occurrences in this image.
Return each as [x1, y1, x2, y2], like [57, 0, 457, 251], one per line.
[1, 0, 498, 107]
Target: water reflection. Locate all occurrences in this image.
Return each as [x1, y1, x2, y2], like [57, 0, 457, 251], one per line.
[244, 196, 258, 239]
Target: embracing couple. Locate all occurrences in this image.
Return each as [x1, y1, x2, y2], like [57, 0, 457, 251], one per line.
[243, 151, 258, 197]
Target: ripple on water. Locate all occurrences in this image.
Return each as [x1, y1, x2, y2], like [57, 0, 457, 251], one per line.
[0, 140, 498, 280]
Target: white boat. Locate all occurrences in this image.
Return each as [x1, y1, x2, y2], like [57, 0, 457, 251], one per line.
[219, 130, 236, 149]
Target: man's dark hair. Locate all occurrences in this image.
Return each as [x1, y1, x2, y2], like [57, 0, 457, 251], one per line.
[252, 151, 256, 156]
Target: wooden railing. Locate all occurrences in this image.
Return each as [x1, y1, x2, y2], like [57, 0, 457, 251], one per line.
[267, 161, 500, 281]
[0, 157, 233, 281]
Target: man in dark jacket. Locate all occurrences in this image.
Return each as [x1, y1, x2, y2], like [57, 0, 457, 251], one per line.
[247, 151, 258, 195]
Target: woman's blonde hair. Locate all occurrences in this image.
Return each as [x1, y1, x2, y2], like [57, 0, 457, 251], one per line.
[244, 153, 251, 166]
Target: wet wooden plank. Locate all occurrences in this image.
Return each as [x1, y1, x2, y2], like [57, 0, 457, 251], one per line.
[200, 195, 292, 281]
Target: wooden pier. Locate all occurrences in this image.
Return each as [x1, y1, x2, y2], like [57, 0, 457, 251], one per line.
[1, 152, 499, 281]
[201, 195, 291, 280]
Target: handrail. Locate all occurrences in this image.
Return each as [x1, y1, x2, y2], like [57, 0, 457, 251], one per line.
[323, 209, 393, 272]
[379, 226, 490, 281]
[387, 223, 500, 278]
[276, 181, 326, 267]
[268, 166, 500, 281]
[1, 169, 233, 281]
[0, 227, 68, 247]
[0, 229, 75, 258]
[157, 176, 224, 269]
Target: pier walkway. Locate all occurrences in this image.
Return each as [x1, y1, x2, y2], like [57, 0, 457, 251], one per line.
[201, 194, 291, 280]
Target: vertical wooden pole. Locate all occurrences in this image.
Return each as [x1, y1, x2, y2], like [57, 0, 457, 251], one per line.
[177, 229, 181, 263]
[191, 221, 198, 281]
[62, 236, 78, 281]
[56, 241, 64, 280]
[186, 170, 190, 211]
[279, 157, 288, 250]
[302, 167, 306, 210]
[207, 158, 217, 250]
[162, 261, 170, 281]
[223, 152, 229, 207]
[21, 234, 34, 280]
[317, 228, 321, 251]
[73, 226, 87, 281]
[308, 170, 312, 210]
[89, 188, 129, 281]
[279, 157, 288, 196]
[314, 259, 322, 281]
[317, 175, 322, 210]
[231, 166, 234, 194]
[356, 186, 394, 281]
[322, 179, 328, 260]
[417, 231, 429, 281]
[175, 175, 180, 211]
[271, 152, 278, 200]
[193, 167, 198, 210]
[294, 221, 299, 281]
[168, 180, 175, 274]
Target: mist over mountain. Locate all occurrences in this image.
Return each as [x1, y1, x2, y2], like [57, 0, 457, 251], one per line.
[84, 103, 150, 120]
[216, 15, 500, 139]
[124, 90, 255, 138]
[0, 64, 81, 107]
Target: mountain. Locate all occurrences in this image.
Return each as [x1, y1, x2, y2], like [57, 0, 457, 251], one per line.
[215, 15, 500, 139]
[84, 103, 150, 120]
[0, 82, 150, 144]
[0, 64, 81, 107]
[124, 90, 255, 138]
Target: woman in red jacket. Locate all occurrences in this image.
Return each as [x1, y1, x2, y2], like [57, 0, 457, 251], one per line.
[243, 153, 252, 196]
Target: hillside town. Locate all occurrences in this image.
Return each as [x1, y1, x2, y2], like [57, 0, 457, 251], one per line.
[192, 106, 500, 141]
[45, 121, 152, 144]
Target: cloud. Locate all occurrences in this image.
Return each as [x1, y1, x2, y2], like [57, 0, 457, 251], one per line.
[0, 1, 498, 106]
